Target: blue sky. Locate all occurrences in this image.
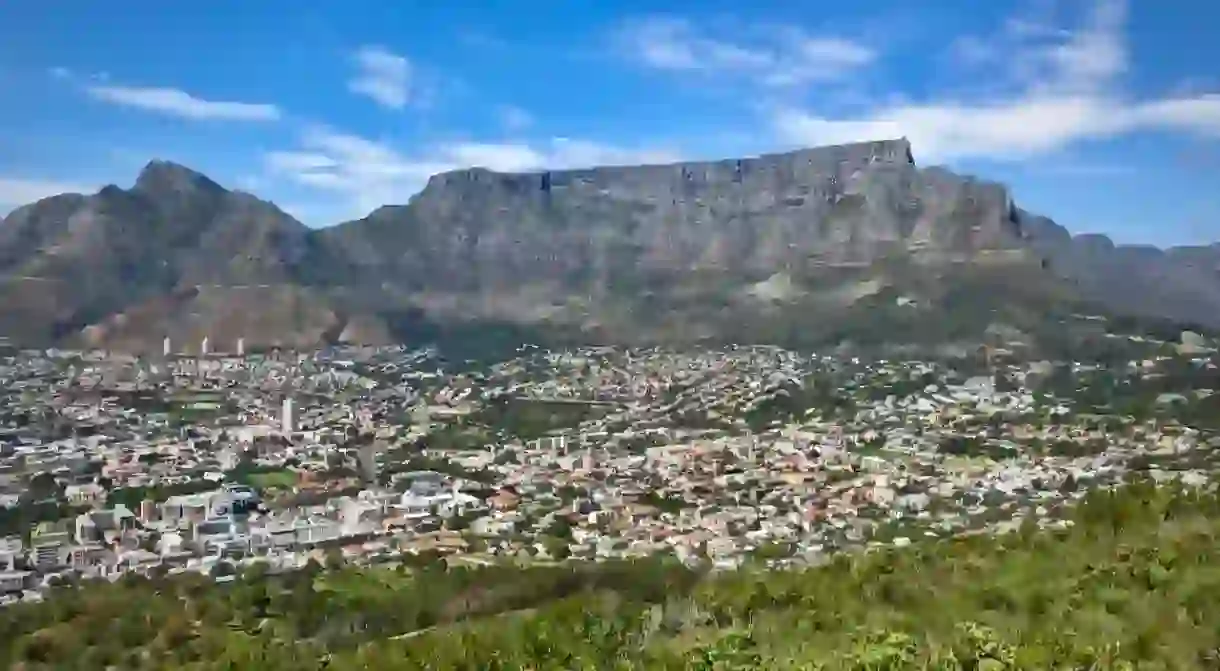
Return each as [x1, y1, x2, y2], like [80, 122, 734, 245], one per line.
[0, 0, 1217, 245]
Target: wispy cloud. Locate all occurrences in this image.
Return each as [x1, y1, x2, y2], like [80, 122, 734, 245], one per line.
[773, 0, 1220, 162]
[0, 177, 96, 208]
[498, 105, 534, 131]
[85, 84, 281, 121]
[48, 66, 109, 83]
[265, 127, 681, 219]
[613, 16, 876, 87]
[348, 45, 412, 109]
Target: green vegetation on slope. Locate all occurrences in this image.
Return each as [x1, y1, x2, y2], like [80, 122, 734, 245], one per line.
[472, 396, 602, 441]
[4, 480, 1220, 669]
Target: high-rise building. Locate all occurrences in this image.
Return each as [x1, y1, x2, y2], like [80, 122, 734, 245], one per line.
[138, 499, 158, 524]
[217, 447, 239, 471]
[200, 337, 210, 356]
[281, 398, 295, 434]
[237, 337, 245, 357]
[358, 442, 379, 484]
[162, 337, 172, 357]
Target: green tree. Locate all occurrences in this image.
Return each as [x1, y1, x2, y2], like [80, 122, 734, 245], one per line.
[541, 536, 571, 560]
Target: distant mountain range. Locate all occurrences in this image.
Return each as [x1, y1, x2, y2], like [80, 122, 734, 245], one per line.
[1, 139, 1216, 354]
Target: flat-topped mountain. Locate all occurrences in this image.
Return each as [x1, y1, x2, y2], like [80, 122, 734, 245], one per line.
[0, 140, 1215, 353]
[324, 139, 1025, 279]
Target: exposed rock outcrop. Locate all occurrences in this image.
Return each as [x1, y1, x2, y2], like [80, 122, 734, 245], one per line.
[0, 139, 1215, 352]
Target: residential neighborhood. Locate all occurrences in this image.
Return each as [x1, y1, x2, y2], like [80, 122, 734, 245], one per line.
[1, 334, 1217, 605]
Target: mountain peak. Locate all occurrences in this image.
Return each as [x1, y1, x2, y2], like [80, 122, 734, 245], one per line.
[133, 159, 224, 196]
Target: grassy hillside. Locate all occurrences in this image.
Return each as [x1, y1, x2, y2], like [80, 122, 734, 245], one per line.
[3, 479, 1220, 669]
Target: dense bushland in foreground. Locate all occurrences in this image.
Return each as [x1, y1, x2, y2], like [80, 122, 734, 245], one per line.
[4, 480, 1220, 669]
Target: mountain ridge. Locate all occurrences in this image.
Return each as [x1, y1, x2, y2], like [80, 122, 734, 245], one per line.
[1, 140, 1217, 353]
[7, 152, 1212, 257]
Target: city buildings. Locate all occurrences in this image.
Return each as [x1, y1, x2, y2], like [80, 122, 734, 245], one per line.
[0, 337, 1216, 605]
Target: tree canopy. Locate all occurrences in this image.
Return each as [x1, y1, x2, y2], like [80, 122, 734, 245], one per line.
[3, 479, 1220, 669]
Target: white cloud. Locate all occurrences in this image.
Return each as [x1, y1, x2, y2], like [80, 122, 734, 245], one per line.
[775, 96, 1127, 162]
[767, 36, 875, 87]
[543, 138, 681, 169]
[48, 67, 109, 83]
[774, 0, 1220, 162]
[444, 143, 546, 173]
[620, 17, 701, 70]
[264, 152, 339, 173]
[1041, 0, 1126, 94]
[85, 84, 280, 121]
[1129, 95, 1220, 137]
[499, 105, 534, 131]
[0, 177, 95, 208]
[615, 16, 875, 87]
[264, 128, 681, 219]
[969, 0, 1127, 97]
[348, 45, 412, 109]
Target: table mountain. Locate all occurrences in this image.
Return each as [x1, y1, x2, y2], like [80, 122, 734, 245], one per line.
[0, 140, 1214, 353]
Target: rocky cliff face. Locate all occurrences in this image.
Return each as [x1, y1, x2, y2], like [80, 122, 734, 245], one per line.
[0, 139, 1214, 352]
[327, 139, 1028, 282]
[319, 139, 1049, 345]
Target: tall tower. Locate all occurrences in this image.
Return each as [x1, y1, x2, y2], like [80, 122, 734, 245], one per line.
[237, 337, 245, 357]
[357, 441, 378, 484]
[218, 447, 239, 471]
[200, 337, 210, 356]
[281, 397, 295, 434]
[162, 337, 172, 358]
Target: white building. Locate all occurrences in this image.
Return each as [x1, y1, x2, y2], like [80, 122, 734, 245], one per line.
[257, 517, 341, 549]
[28, 526, 70, 570]
[282, 398, 295, 434]
[0, 537, 22, 570]
[398, 480, 483, 519]
[339, 496, 384, 535]
[160, 486, 258, 526]
[0, 571, 33, 594]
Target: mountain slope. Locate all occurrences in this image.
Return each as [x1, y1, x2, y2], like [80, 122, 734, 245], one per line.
[0, 161, 362, 350]
[0, 140, 1215, 352]
[1019, 211, 1220, 329]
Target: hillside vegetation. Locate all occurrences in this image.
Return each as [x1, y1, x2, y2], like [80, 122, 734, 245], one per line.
[3, 479, 1219, 669]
